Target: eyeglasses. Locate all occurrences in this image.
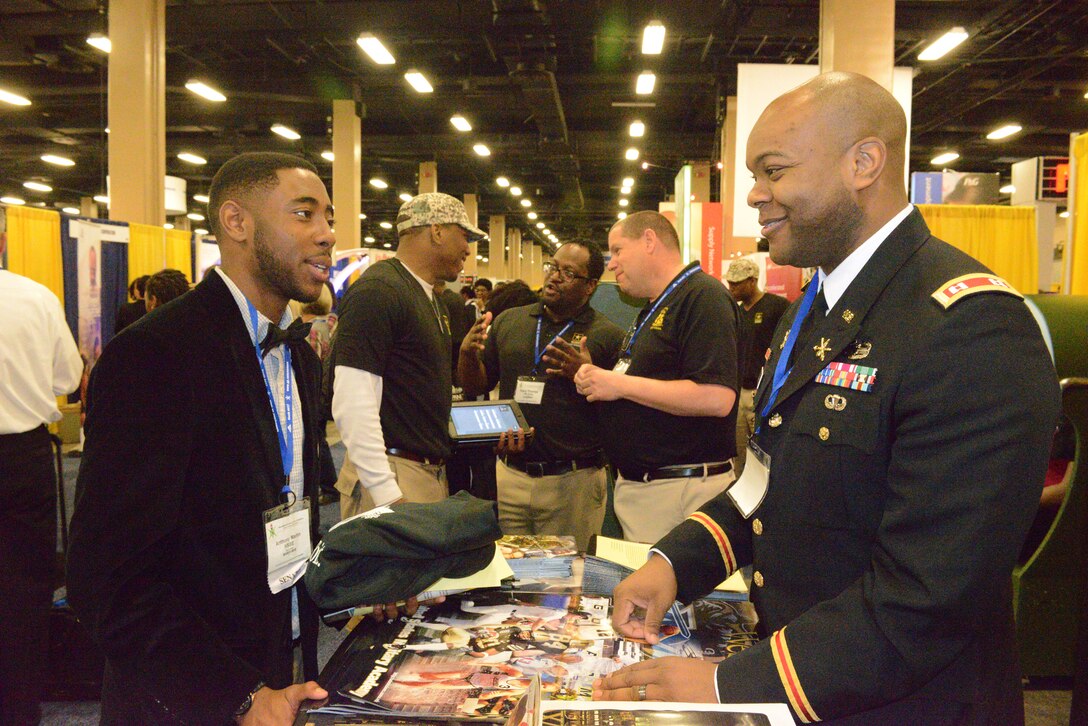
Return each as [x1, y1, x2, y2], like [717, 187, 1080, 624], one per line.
[543, 262, 591, 283]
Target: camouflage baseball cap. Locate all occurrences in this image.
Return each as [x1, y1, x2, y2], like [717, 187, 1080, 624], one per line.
[725, 257, 760, 282]
[396, 192, 488, 241]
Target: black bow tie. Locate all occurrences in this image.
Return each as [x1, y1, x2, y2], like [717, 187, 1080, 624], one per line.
[259, 318, 312, 358]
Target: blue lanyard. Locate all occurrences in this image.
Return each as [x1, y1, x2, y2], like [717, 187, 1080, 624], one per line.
[533, 316, 575, 374]
[757, 272, 821, 429]
[248, 302, 295, 503]
[623, 264, 700, 357]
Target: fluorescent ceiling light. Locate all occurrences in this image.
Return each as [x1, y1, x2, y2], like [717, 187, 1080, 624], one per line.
[357, 34, 395, 65]
[186, 212, 205, 221]
[619, 198, 629, 207]
[369, 178, 388, 189]
[622, 177, 635, 187]
[193, 194, 210, 203]
[321, 151, 335, 162]
[163, 223, 174, 229]
[0, 88, 31, 106]
[636, 72, 656, 95]
[86, 34, 111, 53]
[364, 235, 375, 243]
[918, 27, 969, 61]
[41, 154, 74, 167]
[629, 121, 645, 137]
[543, 228, 551, 235]
[520, 199, 531, 207]
[93, 195, 109, 204]
[383, 243, 392, 248]
[270, 124, 301, 140]
[620, 186, 631, 195]
[527, 212, 538, 220]
[642, 21, 665, 55]
[177, 152, 207, 165]
[1, 196, 26, 205]
[473, 143, 491, 157]
[510, 186, 522, 196]
[379, 221, 393, 229]
[450, 115, 472, 132]
[194, 228, 209, 235]
[625, 148, 640, 161]
[618, 212, 628, 219]
[1059, 210, 1070, 218]
[930, 152, 960, 165]
[23, 181, 52, 192]
[184, 80, 226, 102]
[496, 176, 510, 187]
[399, 192, 413, 203]
[358, 213, 367, 220]
[62, 207, 79, 215]
[986, 124, 1022, 140]
[404, 71, 434, 94]
[482, 257, 489, 263]
[536, 222, 545, 229]
[999, 184, 1015, 194]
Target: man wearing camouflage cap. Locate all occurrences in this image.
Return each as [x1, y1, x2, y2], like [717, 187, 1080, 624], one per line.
[332, 192, 486, 516]
[724, 257, 788, 476]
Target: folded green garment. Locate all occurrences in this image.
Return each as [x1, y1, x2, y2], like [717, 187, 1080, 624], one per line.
[303, 491, 501, 610]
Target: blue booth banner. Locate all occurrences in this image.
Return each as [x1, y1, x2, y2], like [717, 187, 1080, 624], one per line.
[62, 217, 130, 373]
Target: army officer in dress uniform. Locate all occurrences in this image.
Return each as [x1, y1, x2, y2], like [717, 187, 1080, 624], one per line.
[593, 72, 1059, 725]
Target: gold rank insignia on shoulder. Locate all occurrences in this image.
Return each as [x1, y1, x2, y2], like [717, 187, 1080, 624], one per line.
[768, 413, 783, 427]
[842, 309, 855, 323]
[931, 273, 1023, 309]
[650, 306, 669, 330]
[813, 337, 832, 361]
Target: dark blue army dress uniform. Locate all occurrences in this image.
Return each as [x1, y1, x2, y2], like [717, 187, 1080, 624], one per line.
[654, 209, 1059, 724]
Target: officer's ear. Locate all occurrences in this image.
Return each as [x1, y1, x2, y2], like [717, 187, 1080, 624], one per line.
[850, 137, 887, 192]
[431, 224, 442, 246]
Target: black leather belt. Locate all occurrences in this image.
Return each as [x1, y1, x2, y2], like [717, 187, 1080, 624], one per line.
[386, 447, 445, 466]
[620, 461, 732, 483]
[502, 452, 607, 478]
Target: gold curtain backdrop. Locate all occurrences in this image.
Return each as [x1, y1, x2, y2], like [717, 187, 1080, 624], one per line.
[129, 223, 193, 283]
[917, 204, 1038, 295]
[5, 205, 64, 301]
[1071, 133, 1088, 295]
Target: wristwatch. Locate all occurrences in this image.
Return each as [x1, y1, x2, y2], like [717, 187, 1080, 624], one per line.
[234, 681, 265, 719]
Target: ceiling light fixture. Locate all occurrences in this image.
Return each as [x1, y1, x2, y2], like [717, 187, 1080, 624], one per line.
[641, 21, 666, 55]
[1, 196, 26, 205]
[321, 150, 335, 162]
[62, 207, 79, 215]
[379, 221, 393, 229]
[620, 187, 631, 195]
[359, 213, 367, 220]
[625, 148, 640, 161]
[510, 186, 522, 197]
[543, 228, 551, 235]
[622, 177, 635, 187]
[369, 178, 389, 189]
[193, 194, 210, 203]
[357, 34, 395, 65]
[163, 223, 174, 229]
[999, 184, 1015, 194]
[473, 143, 491, 156]
[527, 212, 538, 220]
[0, 88, 31, 106]
[619, 198, 629, 207]
[404, 71, 434, 94]
[270, 124, 301, 140]
[636, 72, 656, 95]
[184, 80, 226, 102]
[496, 176, 510, 187]
[86, 33, 112, 53]
[629, 121, 645, 137]
[364, 235, 375, 243]
[1059, 210, 1070, 218]
[194, 228, 209, 235]
[186, 212, 205, 221]
[23, 181, 52, 192]
[399, 192, 413, 203]
[177, 152, 207, 165]
[986, 124, 1022, 140]
[930, 152, 960, 165]
[450, 115, 472, 132]
[41, 154, 75, 167]
[536, 222, 545, 229]
[918, 27, 969, 61]
[618, 212, 628, 220]
[93, 195, 109, 204]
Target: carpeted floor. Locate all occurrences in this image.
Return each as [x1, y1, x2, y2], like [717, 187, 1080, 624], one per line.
[40, 436, 1075, 725]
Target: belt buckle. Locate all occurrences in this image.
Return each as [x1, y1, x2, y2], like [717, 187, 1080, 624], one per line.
[528, 461, 545, 477]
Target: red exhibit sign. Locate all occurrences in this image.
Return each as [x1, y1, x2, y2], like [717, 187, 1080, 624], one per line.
[764, 258, 803, 302]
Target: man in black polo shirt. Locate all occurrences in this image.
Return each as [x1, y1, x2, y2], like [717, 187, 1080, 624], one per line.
[724, 257, 789, 476]
[332, 193, 485, 517]
[458, 240, 623, 550]
[575, 211, 738, 544]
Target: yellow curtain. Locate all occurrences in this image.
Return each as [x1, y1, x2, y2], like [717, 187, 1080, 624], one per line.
[5, 205, 63, 300]
[164, 228, 192, 278]
[128, 223, 167, 281]
[1071, 133, 1088, 295]
[917, 204, 1038, 294]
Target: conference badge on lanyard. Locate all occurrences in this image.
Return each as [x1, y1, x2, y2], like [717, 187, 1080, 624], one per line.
[264, 498, 312, 594]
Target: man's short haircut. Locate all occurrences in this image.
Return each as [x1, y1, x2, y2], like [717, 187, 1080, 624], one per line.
[128, 274, 150, 300]
[146, 268, 190, 306]
[614, 211, 680, 251]
[474, 278, 493, 292]
[561, 240, 606, 281]
[208, 152, 318, 238]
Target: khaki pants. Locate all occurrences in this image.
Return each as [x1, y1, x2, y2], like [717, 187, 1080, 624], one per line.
[734, 387, 756, 477]
[614, 469, 735, 544]
[336, 456, 448, 519]
[495, 459, 607, 553]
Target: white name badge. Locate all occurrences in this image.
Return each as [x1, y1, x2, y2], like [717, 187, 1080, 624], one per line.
[264, 498, 312, 594]
[727, 443, 770, 518]
[514, 376, 546, 405]
[613, 358, 631, 375]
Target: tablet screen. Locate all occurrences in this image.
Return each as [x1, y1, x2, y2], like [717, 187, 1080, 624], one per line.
[450, 403, 521, 436]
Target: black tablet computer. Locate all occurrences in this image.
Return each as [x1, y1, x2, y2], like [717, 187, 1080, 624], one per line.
[449, 400, 531, 446]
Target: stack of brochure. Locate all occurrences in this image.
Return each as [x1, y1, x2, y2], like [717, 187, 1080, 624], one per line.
[498, 535, 578, 581]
